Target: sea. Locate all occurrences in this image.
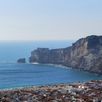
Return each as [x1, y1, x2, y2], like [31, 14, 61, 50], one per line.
[0, 40, 102, 89]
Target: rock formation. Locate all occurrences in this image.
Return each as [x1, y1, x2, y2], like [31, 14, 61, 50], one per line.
[17, 58, 26, 63]
[29, 35, 102, 74]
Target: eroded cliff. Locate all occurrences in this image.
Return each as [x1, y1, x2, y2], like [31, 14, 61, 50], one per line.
[29, 35, 102, 74]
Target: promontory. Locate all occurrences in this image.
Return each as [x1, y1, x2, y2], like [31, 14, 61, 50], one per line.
[29, 35, 102, 74]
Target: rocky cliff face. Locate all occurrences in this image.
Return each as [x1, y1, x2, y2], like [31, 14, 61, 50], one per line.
[29, 35, 102, 74]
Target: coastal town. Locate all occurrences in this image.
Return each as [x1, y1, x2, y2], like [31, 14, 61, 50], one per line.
[0, 0, 102, 101]
[0, 80, 102, 102]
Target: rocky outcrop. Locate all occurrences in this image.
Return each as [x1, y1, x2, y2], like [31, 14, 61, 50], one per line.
[29, 35, 102, 74]
[17, 58, 26, 63]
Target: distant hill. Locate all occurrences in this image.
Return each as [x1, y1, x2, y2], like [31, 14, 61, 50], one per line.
[29, 35, 102, 74]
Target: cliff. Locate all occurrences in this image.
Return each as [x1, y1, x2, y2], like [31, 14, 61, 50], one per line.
[29, 35, 102, 74]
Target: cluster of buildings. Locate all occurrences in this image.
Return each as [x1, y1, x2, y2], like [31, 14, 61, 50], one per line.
[0, 80, 102, 102]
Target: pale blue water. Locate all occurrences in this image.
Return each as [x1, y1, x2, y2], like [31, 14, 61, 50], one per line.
[0, 41, 102, 89]
[0, 41, 73, 63]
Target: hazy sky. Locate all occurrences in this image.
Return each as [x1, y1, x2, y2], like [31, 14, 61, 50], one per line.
[0, 0, 102, 41]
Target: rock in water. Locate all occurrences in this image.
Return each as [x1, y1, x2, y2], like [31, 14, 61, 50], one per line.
[29, 35, 102, 74]
[17, 58, 26, 63]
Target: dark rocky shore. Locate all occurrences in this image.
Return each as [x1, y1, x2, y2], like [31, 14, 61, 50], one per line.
[17, 58, 26, 63]
[0, 80, 102, 102]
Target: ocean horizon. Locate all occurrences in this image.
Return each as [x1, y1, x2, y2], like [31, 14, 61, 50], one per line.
[0, 40, 73, 63]
[0, 41, 102, 89]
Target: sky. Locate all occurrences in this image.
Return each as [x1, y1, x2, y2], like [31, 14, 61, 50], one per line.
[0, 0, 102, 41]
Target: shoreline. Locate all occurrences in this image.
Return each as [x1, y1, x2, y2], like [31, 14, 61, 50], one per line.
[0, 81, 78, 91]
[31, 62, 101, 76]
[0, 80, 102, 101]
